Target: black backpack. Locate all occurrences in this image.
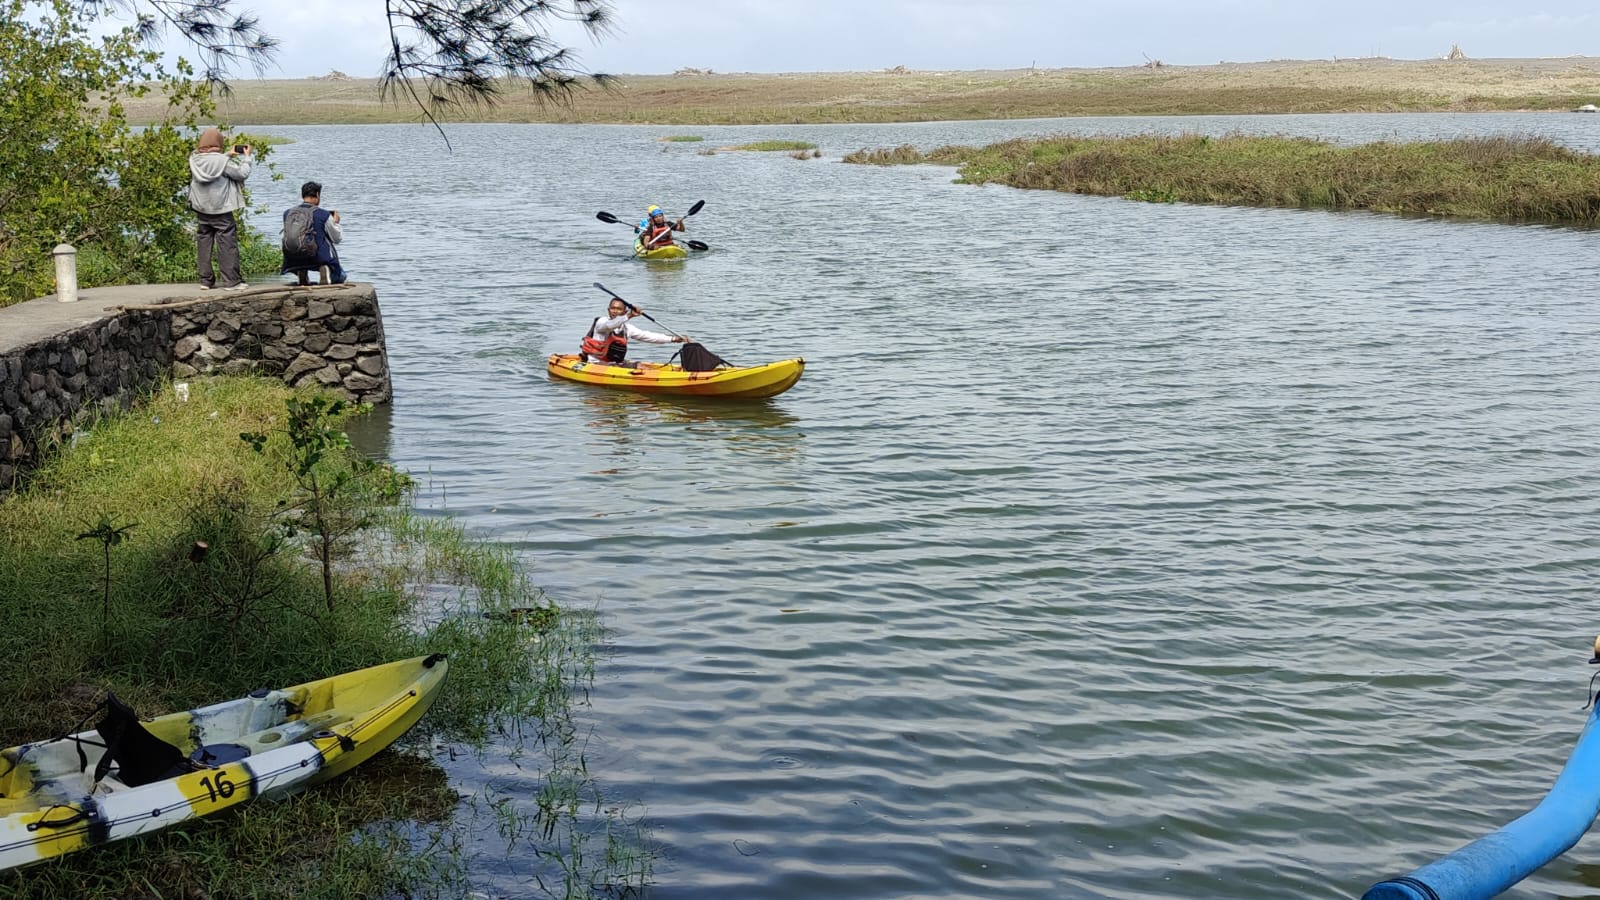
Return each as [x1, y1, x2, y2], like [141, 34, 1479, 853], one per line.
[282, 206, 317, 257]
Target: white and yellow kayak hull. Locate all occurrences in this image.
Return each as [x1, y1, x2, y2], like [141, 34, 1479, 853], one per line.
[0, 655, 447, 871]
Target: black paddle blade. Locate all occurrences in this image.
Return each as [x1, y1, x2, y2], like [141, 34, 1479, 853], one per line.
[596, 211, 621, 224]
[685, 199, 705, 217]
[593, 282, 621, 299]
[686, 240, 710, 252]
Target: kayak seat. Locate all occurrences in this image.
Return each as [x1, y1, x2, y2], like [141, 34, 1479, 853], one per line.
[670, 342, 730, 372]
[94, 695, 203, 788]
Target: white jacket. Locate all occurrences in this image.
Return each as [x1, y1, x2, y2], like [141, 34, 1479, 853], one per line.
[187, 151, 251, 214]
[590, 314, 675, 345]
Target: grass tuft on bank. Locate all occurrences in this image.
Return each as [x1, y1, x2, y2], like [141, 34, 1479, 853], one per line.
[844, 133, 1600, 226]
[0, 377, 649, 898]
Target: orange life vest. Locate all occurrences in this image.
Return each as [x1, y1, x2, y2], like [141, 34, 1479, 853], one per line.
[580, 317, 628, 363]
[641, 221, 676, 248]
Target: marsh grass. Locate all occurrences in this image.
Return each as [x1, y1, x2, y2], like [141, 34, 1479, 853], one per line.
[725, 140, 818, 151]
[847, 133, 1600, 226]
[0, 377, 652, 898]
[659, 135, 703, 142]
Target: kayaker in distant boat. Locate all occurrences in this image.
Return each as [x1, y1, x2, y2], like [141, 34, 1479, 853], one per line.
[635, 204, 685, 249]
[580, 297, 690, 367]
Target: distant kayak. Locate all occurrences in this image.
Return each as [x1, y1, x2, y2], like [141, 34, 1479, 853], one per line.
[547, 354, 804, 399]
[634, 241, 688, 260]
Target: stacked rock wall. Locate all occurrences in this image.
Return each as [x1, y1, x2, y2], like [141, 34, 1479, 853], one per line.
[0, 283, 390, 497]
[169, 288, 391, 401]
[0, 312, 170, 493]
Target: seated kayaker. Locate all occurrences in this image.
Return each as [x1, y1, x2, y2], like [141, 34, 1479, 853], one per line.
[635, 204, 685, 249]
[580, 297, 690, 367]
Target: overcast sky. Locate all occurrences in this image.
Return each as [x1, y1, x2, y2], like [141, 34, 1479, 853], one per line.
[116, 1, 1599, 79]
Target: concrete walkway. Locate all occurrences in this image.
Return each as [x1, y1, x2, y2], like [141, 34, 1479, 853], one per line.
[0, 282, 356, 355]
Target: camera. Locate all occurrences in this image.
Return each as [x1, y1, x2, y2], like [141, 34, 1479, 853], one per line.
[233, 144, 248, 154]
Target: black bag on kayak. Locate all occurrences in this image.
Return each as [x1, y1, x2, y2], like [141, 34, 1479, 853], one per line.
[673, 342, 729, 372]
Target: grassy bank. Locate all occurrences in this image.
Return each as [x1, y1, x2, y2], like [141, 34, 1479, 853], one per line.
[0, 378, 649, 897]
[122, 58, 1600, 126]
[843, 133, 1600, 226]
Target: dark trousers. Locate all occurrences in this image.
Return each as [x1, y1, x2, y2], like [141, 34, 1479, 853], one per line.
[195, 211, 241, 287]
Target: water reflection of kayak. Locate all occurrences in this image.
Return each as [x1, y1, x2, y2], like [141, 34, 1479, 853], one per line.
[547, 353, 805, 399]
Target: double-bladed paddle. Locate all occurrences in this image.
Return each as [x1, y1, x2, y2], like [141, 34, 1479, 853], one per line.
[595, 200, 709, 252]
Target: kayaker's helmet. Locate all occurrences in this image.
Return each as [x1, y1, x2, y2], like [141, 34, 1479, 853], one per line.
[648, 205, 663, 218]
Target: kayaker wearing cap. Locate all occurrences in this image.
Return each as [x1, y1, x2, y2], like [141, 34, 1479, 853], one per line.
[635, 204, 686, 249]
[580, 296, 690, 368]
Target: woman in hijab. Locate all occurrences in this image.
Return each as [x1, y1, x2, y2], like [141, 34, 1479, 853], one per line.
[187, 127, 252, 289]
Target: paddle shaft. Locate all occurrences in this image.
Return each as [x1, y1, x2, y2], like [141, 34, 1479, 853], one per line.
[590, 282, 733, 366]
[640, 199, 703, 249]
[591, 282, 683, 337]
[642, 226, 681, 249]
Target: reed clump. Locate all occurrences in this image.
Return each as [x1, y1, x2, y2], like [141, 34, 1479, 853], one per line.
[845, 133, 1600, 226]
[841, 144, 925, 165]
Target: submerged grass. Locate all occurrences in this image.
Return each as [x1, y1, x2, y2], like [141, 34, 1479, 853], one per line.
[844, 133, 1600, 226]
[0, 377, 651, 898]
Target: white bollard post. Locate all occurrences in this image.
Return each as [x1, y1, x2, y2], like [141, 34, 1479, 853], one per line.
[52, 244, 78, 303]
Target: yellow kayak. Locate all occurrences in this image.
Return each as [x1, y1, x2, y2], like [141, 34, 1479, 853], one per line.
[547, 353, 804, 399]
[633, 240, 688, 260]
[0, 655, 447, 871]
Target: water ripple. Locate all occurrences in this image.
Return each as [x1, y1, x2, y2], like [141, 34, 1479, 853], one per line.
[267, 116, 1600, 899]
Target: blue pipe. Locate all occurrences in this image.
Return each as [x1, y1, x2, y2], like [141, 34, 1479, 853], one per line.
[1365, 705, 1600, 900]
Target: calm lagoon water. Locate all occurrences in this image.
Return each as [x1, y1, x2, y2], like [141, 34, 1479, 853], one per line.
[254, 110, 1600, 898]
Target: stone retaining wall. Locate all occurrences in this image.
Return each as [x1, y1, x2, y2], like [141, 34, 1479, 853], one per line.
[0, 311, 170, 494]
[0, 282, 390, 496]
[169, 288, 391, 400]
